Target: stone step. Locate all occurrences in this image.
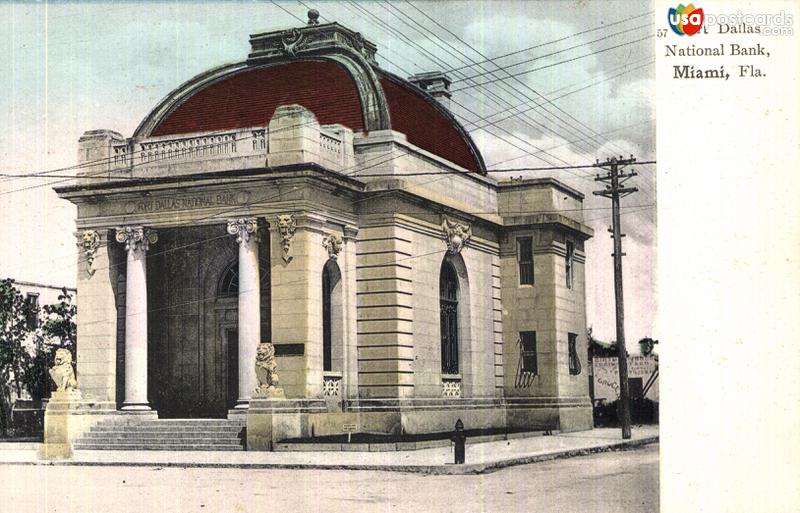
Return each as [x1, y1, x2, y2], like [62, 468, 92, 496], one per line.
[78, 436, 242, 444]
[74, 443, 244, 451]
[76, 418, 247, 451]
[101, 421, 245, 428]
[90, 426, 244, 433]
[86, 429, 242, 437]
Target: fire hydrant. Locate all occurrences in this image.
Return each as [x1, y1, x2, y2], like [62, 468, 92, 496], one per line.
[451, 418, 466, 464]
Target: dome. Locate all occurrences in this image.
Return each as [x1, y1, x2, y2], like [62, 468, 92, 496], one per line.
[136, 23, 485, 173]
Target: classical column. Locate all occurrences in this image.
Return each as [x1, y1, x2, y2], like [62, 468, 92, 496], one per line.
[227, 218, 260, 408]
[115, 226, 157, 411]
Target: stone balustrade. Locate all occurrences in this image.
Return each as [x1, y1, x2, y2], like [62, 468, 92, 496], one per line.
[77, 111, 355, 186]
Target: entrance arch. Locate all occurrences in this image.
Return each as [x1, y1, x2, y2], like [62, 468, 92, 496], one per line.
[145, 224, 270, 418]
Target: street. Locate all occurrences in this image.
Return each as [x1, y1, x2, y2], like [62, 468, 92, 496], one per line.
[0, 445, 657, 513]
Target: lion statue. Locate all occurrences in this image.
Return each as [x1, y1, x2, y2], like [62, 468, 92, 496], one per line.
[254, 342, 283, 398]
[50, 348, 78, 392]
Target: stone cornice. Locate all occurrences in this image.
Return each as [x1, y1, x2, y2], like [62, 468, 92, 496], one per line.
[359, 212, 500, 256]
[497, 177, 586, 201]
[353, 130, 495, 187]
[54, 163, 367, 198]
[503, 213, 594, 240]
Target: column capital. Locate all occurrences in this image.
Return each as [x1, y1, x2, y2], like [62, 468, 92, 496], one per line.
[227, 217, 259, 244]
[342, 225, 359, 241]
[115, 226, 157, 253]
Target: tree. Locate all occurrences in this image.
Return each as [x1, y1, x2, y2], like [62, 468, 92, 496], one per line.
[40, 288, 77, 354]
[25, 288, 77, 401]
[638, 337, 658, 356]
[0, 279, 32, 435]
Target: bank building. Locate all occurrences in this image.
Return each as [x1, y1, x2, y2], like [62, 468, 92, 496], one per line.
[45, 13, 594, 454]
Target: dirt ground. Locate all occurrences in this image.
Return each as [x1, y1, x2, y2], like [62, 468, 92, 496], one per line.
[0, 444, 658, 513]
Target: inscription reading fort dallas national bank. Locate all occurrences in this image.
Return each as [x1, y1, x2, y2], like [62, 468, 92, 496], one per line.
[125, 191, 251, 214]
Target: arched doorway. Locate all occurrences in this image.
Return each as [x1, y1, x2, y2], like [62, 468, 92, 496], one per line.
[145, 224, 270, 418]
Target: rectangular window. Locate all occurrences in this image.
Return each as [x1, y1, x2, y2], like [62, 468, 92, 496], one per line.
[568, 332, 581, 375]
[517, 237, 534, 285]
[520, 331, 537, 375]
[26, 293, 39, 330]
[565, 241, 575, 289]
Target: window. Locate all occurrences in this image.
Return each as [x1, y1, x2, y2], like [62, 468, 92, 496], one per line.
[25, 293, 39, 330]
[517, 237, 534, 285]
[568, 332, 581, 375]
[322, 264, 333, 372]
[520, 331, 537, 375]
[440, 261, 459, 374]
[322, 260, 343, 374]
[565, 241, 575, 289]
[218, 257, 270, 298]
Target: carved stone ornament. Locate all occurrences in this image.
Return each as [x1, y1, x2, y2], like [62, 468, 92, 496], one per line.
[322, 233, 344, 260]
[115, 226, 157, 253]
[78, 230, 101, 276]
[227, 218, 258, 244]
[50, 348, 77, 392]
[281, 28, 305, 57]
[277, 214, 297, 264]
[442, 218, 472, 254]
[253, 342, 285, 399]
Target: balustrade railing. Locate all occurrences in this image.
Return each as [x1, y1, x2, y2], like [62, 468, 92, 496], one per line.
[106, 124, 350, 175]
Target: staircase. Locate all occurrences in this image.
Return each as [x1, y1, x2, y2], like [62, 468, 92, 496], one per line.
[74, 417, 247, 451]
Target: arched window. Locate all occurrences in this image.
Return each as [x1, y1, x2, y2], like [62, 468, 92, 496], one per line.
[219, 262, 239, 297]
[322, 260, 343, 373]
[322, 264, 334, 372]
[218, 257, 270, 298]
[440, 261, 459, 374]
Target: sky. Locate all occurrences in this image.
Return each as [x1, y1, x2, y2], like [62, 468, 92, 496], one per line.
[0, 0, 656, 345]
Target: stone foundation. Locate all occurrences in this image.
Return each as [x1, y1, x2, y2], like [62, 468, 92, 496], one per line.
[40, 394, 120, 459]
[245, 397, 591, 449]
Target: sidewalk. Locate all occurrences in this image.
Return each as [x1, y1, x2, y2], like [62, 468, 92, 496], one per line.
[0, 426, 658, 475]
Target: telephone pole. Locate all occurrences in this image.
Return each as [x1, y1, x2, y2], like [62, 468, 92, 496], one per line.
[593, 156, 638, 440]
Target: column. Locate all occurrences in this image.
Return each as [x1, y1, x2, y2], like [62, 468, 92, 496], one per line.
[227, 218, 260, 408]
[115, 226, 157, 411]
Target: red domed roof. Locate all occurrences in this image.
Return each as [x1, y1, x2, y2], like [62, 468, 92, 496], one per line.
[149, 59, 483, 173]
[378, 74, 480, 173]
[151, 61, 365, 136]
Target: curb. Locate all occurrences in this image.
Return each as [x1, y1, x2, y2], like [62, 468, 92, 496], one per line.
[1, 436, 658, 475]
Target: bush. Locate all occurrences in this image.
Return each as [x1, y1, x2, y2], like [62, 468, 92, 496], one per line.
[593, 398, 659, 427]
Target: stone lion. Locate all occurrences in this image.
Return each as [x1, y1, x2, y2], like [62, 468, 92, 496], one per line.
[50, 348, 77, 392]
[254, 342, 281, 397]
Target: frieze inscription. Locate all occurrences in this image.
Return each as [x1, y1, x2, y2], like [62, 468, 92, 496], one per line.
[124, 191, 250, 214]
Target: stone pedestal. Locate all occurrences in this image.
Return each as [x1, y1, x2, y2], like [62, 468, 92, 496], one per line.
[246, 398, 326, 451]
[40, 392, 116, 460]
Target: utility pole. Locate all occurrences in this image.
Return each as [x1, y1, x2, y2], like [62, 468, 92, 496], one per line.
[593, 156, 638, 440]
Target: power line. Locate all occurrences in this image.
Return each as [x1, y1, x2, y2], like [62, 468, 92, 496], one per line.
[393, 1, 639, 165]
[378, 1, 602, 160]
[465, 57, 654, 132]
[401, 4, 647, 164]
[451, 33, 655, 90]
[443, 10, 654, 74]
[348, 0, 592, 165]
